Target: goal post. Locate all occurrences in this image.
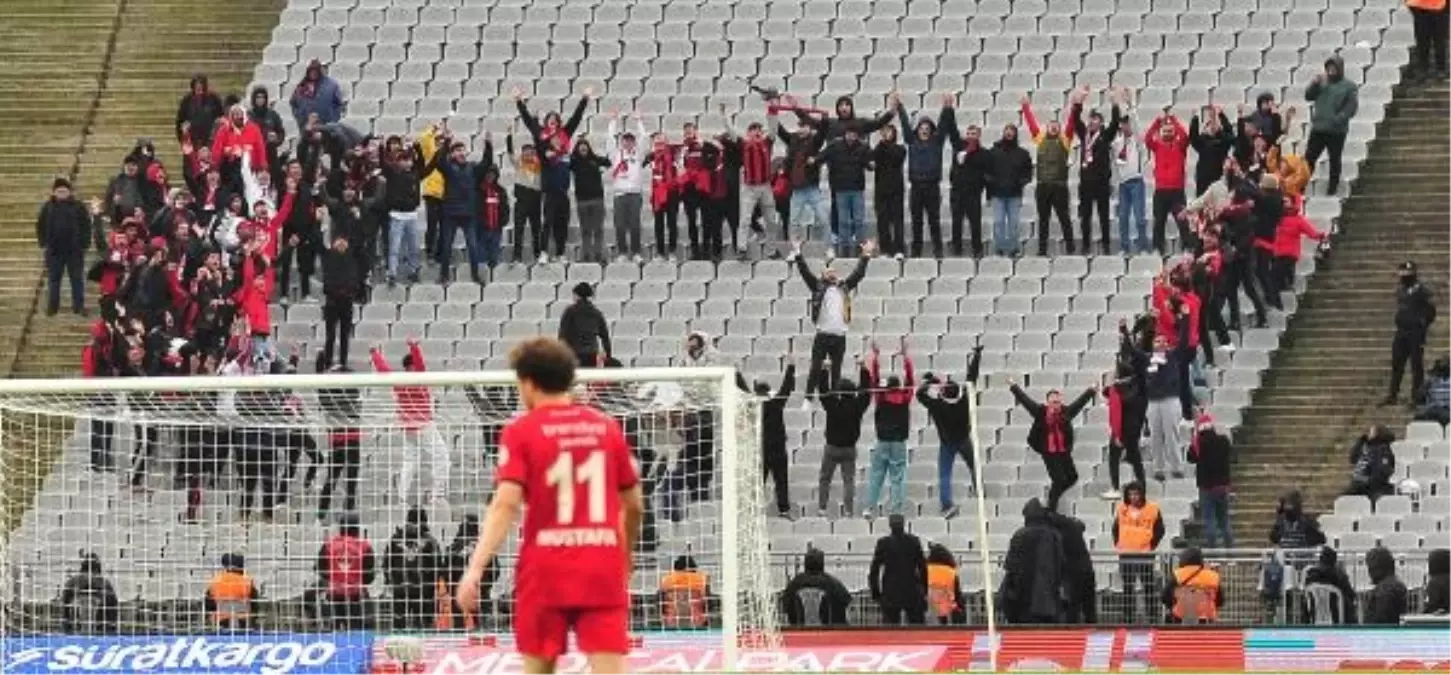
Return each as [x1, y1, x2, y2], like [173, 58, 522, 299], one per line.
[0, 366, 773, 670]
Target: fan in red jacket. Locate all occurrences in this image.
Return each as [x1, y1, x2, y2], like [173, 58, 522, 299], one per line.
[369, 339, 450, 506]
[212, 105, 268, 175]
[1269, 197, 1326, 299]
[1152, 268, 1201, 351]
[234, 249, 275, 361]
[1144, 112, 1191, 252]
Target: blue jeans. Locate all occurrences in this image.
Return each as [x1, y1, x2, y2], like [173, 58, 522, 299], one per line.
[388, 212, 422, 279]
[478, 227, 502, 267]
[1116, 178, 1148, 253]
[865, 440, 908, 514]
[834, 190, 866, 256]
[790, 186, 831, 240]
[437, 215, 481, 271]
[938, 440, 976, 510]
[991, 197, 1021, 256]
[1200, 488, 1234, 548]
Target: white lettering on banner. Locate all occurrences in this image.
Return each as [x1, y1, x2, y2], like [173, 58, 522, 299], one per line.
[6, 637, 337, 674]
[535, 527, 619, 547]
[424, 646, 945, 674]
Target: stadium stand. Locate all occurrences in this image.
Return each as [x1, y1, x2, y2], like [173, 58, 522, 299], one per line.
[4, 0, 1449, 634]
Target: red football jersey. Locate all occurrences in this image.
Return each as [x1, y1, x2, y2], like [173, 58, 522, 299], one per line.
[496, 402, 639, 609]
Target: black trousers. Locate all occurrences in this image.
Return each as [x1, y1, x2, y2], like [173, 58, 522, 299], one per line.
[876, 193, 906, 257]
[682, 189, 704, 256]
[45, 250, 84, 313]
[1200, 287, 1232, 366]
[1225, 248, 1268, 327]
[543, 190, 570, 256]
[908, 182, 942, 257]
[1271, 256, 1299, 300]
[1151, 188, 1186, 253]
[323, 295, 354, 370]
[1254, 244, 1284, 310]
[950, 185, 984, 255]
[511, 187, 543, 260]
[90, 418, 115, 472]
[1043, 453, 1078, 512]
[237, 431, 279, 518]
[1303, 131, 1347, 195]
[881, 605, 927, 625]
[654, 196, 679, 256]
[424, 196, 443, 258]
[1412, 6, 1449, 72]
[805, 332, 847, 398]
[1389, 331, 1428, 400]
[319, 437, 363, 516]
[763, 443, 789, 514]
[775, 199, 792, 241]
[130, 425, 158, 488]
[326, 594, 368, 630]
[701, 196, 725, 259]
[1078, 184, 1112, 252]
[1036, 182, 1073, 253]
[724, 185, 742, 249]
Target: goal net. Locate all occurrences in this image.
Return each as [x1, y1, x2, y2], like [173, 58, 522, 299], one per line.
[0, 366, 774, 669]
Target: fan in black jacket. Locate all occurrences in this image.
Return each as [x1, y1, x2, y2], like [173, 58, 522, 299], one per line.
[384, 508, 445, 630]
[321, 237, 359, 369]
[817, 358, 872, 516]
[869, 126, 907, 257]
[917, 345, 982, 518]
[381, 146, 424, 286]
[782, 547, 852, 626]
[1069, 87, 1124, 254]
[985, 127, 1034, 257]
[557, 282, 611, 367]
[945, 122, 993, 257]
[869, 514, 928, 624]
[1188, 108, 1237, 196]
[738, 363, 797, 518]
[1009, 380, 1097, 512]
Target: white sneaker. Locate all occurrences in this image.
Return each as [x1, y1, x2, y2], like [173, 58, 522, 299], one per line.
[615, 254, 628, 264]
[1101, 489, 1122, 500]
[825, 250, 836, 263]
[861, 509, 875, 520]
[816, 507, 829, 518]
[632, 254, 643, 263]
[799, 399, 813, 411]
[894, 253, 904, 261]
[1218, 343, 1237, 353]
[667, 254, 677, 263]
[538, 252, 550, 264]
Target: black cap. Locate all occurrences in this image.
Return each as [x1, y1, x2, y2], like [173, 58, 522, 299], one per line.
[1400, 261, 1417, 274]
[52, 177, 72, 190]
[573, 282, 594, 299]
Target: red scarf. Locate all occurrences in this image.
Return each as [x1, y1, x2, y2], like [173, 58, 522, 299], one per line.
[649, 147, 677, 213]
[1044, 406, 1068, 454]
[1106, 385, 1123, 445]
[481, 183, 502, 230]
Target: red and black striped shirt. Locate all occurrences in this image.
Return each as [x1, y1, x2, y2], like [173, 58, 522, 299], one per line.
[741, 137, 773, 186]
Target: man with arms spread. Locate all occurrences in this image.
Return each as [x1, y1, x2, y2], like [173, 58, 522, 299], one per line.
[457, 337, 645, 673]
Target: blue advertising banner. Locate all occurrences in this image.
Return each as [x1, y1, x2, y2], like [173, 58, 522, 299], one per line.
[0, 633, 373, 675]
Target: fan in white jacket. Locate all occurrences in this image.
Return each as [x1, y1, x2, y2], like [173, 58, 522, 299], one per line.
[607, 111, 650, 262]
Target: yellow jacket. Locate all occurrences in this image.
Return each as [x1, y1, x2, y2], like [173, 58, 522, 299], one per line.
[1267, 148, 1310, 197]
[417, 127, 445, 199]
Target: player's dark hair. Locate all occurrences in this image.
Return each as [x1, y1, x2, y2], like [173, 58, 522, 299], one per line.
[510, 337, 577, 394]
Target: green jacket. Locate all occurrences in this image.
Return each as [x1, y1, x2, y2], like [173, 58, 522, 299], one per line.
[1304, 57, 1359, 135]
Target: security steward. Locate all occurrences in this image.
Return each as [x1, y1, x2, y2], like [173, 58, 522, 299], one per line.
[1112, 481, 1164, 624]
[1384, 261, 1438, 406]
[1161, 547, 1223, 623]
[205, 552, 259, 630]
[659, 555, 709, 628]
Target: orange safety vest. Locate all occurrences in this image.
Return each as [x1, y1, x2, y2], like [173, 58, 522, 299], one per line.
[926, 564, 958, 618]
[1407, 0, 1447, 11]
[208, 571, 253, 625]
[1115, 502, 1160, 553]
[660, 570, 708, 628]
[1172, 565, 1221, 622]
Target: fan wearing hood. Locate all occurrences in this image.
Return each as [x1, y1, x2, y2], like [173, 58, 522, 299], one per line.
[176, 74, 225, 147]
[917, 344, 983, 518]
[289, 59, 346, 128]
[61, 552, 120, 633]
[1268, 489, 1327, 551]
[1301, 546, 1358, 624]
[1009, 378, 1098, 512]
[1302, 56, 1359, 195]
[386, 507, 446, 630]
[248, 87, 286, 180]
[817, 355, 873, 516]
[1363, 546, 1408, 624]
[986, 121, 1034, 257]
[870, 123, 909, 257]
[999, 498, 1068, 624]
[1386, 260, 1438, 405]
[1426, 548, 1450, 615]
[212, 105, 269, 186]
[737, 361, 797, 518]
[895, 92, 955, 258]
[1021, 91, 1077, 255]
[782, 547, 852, 626]
[1346, 425, 1398, 501]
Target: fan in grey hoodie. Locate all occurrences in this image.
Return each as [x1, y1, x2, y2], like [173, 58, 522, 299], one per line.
[895, 93, 955, 258]
[1302, 56, 1358, 195]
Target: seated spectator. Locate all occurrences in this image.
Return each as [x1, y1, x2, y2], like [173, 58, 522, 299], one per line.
[659, 555, 710, 628]
[999, 498, 1067, 624]
[1161, 547, 1223, 624]
[926, 543, 966, 625]
[1414, 357, 1450, 426]
[60, 553, 119, 634]
[1425, 548, 1449, 615]
[204, 552, 259, 631]
[781, 547, 852, 626]
[1301, 546, 1358, 624]
[1363, 546, 1408, 625]
[1346, 425, 1398, 502]
[1269, 489, 1327, 554]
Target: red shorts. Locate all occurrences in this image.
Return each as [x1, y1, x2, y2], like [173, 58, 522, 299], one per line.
[514, 605, 630, 661]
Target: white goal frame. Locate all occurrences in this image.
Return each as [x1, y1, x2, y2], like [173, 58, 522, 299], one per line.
[0, 366, 755, 669]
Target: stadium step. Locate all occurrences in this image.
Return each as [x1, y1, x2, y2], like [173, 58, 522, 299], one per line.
[3, 0, 284, 379]
[1228, 77, 1451, 547]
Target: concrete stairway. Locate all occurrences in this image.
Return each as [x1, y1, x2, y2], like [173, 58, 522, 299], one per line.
[4, 0, 284, 378]
[1231, 80, 1451, 543]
